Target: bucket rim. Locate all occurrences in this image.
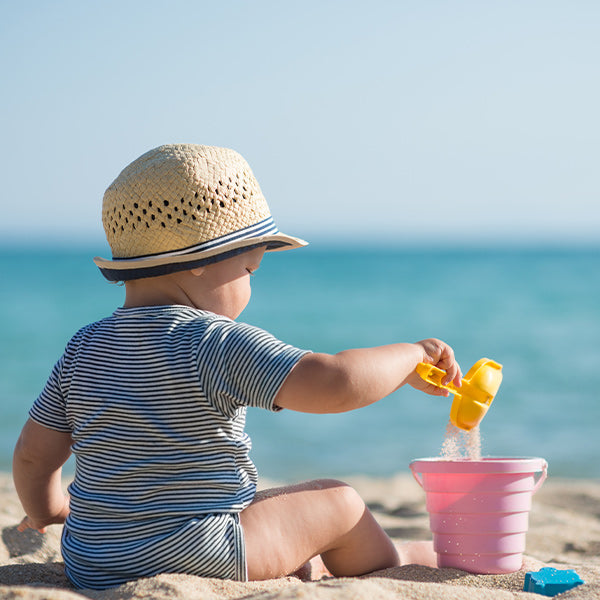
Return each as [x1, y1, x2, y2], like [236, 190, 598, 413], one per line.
[409, 457, 548, 474]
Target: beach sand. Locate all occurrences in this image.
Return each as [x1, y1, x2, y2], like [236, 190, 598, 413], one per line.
[1, 472, 599, 599]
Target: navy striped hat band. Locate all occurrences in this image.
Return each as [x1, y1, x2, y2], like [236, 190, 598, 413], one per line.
[93, 144, 307, 281]
[94, 217, 304, 282]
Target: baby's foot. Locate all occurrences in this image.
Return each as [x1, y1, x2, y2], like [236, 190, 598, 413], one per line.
[292, 556, 332, 581]
[396, 540, 437, 568]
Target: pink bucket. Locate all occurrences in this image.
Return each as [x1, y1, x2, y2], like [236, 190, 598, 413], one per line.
[409, 457, 547, 574]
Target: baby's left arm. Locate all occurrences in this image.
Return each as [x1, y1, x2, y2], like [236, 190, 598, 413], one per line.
[13, 418, 72, 533]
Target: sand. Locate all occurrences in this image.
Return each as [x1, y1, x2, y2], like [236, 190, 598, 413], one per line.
[440, 421, 482, 460]
[1, 472, 599, 599]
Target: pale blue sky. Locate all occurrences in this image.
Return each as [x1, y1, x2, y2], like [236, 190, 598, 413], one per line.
[1, 1, 599, 248]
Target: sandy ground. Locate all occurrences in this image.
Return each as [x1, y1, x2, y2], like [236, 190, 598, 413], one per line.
[1, 472, 599, 599]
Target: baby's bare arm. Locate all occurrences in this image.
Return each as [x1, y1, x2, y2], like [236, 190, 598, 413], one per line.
[13, 418, 72, 533]
[275, 338, 461, 414]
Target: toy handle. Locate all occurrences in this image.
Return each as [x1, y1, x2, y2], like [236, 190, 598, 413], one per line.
[532, 460, 548, 494]
[409, 463, 424, 489]
[416, 362, 461, 395]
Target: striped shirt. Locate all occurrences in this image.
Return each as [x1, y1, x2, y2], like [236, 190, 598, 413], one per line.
[29, 305, 309, 588]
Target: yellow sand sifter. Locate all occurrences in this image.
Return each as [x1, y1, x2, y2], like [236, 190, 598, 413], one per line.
[416, 358, 503, 431]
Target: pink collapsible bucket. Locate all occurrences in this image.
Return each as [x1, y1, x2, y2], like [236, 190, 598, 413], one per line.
[409, 457, 547, 574]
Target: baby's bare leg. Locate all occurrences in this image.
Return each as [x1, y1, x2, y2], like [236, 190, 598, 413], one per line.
[240, 479, 399, 580]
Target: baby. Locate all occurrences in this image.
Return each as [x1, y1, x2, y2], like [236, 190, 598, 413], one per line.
[13, 144, 462, 589]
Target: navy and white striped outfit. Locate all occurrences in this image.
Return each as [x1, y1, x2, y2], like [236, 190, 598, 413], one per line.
[29, 306, 309, 589]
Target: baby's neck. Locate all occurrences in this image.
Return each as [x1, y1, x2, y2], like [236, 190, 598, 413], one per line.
[123, 274, 194, 309]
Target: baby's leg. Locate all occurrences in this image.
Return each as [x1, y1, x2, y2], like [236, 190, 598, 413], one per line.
[290, 555, 331, 581]
[240, 479, 399, 580]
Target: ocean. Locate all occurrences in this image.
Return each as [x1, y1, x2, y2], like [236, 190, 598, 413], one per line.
[1, 245, 599, 480]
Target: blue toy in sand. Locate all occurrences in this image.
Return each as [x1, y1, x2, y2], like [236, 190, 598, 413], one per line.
[523, 567, 584, 596]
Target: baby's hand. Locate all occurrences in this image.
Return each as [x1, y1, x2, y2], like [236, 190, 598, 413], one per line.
[408, 338, 462, 395]
[17, 515, 49, 534]
[17, 496, 70, 534]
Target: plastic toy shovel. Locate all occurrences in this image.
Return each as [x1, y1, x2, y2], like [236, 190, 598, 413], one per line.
[416, 358, 503, 431]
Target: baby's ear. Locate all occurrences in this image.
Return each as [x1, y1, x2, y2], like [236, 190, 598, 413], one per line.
[190, 267, 205, 277]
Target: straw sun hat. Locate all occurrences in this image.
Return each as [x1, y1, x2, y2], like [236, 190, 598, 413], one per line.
[94, 144, 307, 281]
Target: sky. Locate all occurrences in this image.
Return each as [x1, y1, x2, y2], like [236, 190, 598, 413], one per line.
[1, 0, 599, 249]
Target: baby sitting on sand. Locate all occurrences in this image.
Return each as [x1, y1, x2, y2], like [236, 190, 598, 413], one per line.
[13, 144, 460, 589]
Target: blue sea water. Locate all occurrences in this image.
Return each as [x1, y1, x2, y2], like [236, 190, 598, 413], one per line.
[1, 245, 599, 479]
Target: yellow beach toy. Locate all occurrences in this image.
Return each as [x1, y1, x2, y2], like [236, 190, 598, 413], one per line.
[416, 358, 503, 431]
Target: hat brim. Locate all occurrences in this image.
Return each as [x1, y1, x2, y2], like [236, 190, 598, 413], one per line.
[94, 232, 307, 282]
